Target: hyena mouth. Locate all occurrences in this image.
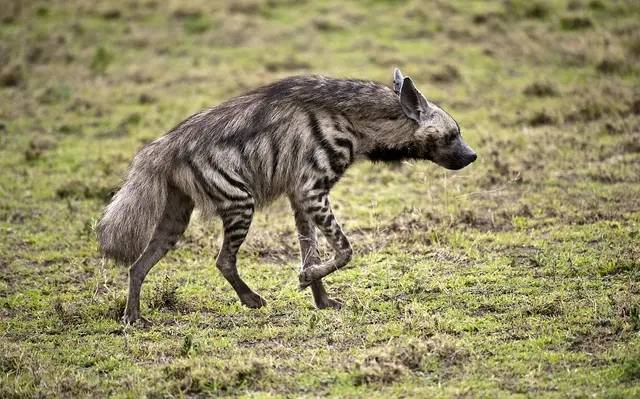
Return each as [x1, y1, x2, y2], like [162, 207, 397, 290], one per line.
[440, 152, 477, 170]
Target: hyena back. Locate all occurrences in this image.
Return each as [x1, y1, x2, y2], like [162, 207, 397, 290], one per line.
[97, 69, 477, 323]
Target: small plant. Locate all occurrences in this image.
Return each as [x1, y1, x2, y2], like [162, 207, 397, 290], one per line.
[430, 64, 461, 84]
[0, 64, 23, 87]
[523, 81, 558, 97]
[90, 46, 113, 74]
[180, 335, 193, 357]
[620, 353, 640, 383]
[504, 0, 550, 20]
[560, 15, 594, 30]
[527, 110, 556, 126]
[183, 16, 210, 35]
[149, 275, 180, 311]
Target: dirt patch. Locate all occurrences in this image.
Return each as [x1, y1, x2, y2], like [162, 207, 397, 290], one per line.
[38, 85, 71, 105]
[138, 93, 157, 104]
[24, 136, 57, 161]
[164, 359, 266, 395]
[620, 134, 640, 154]
[146, 275, 194, 315]
[570, 323, 623, 353]
[564, 99, 617, 123]
[96, 113, 141, 139]
[264, 56, 311, 73]
[630, 98, 640, 115]
[245, 229, 298, 264]
[523, 81, 558, 97]
[454, 208, 514, 232]
[55, 180, 114, 202]
[597, 57, 632, 75]
[614, 287, 640, 332]
[171, 7, 202, 20]
[560, 15, 594, 30]
[228, 1, 263, 15]
[352, 337, 467, 385]
[100, 8, 121, 20]
[525, 297, 563, 317]
[352, 342, 427, 385]
[0, 64, 23, 87]
[430, 64, 461, 84]
[472, 11, 504, 25]
[506, 245, 542, 268]
[312, 16, 347, 32]
[527, 110, 557, 127]
[504, 0, 550, 20]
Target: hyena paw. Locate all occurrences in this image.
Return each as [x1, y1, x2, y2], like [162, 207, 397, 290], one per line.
[298, 270, 314, 290]
[317, 297, 343, 310]
[241, 292, 267, 308]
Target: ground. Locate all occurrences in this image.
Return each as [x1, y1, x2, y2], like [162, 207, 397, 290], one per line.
[1, 0, 639, 397]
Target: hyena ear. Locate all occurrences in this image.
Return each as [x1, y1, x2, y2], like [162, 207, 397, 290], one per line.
[399, 77, 429, 122]
[393, 68, 404, 95]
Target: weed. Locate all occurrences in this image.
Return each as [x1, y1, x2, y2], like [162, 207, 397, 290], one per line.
[560, 15, 594, 30]
[620, 353, 640, 383]
[527, 110, 556, 126]
[148, 275, 181, 311]
[0, 64, 23, 87]
[90, 47, 113, 74]
[596, 57, 632, 75]
[523, 81, 558, 97]
[430, 64, 461, 84]
[504, 0, 550, 20]
[24, 136, 57, 161]
[183, 16, 210, 35]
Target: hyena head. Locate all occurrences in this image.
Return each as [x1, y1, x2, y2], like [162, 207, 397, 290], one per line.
[393, 68, 477, 170]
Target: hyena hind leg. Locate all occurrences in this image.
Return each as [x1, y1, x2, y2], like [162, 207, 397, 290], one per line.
[216, 202, 267, 308]
[290, 202, 343, 309]
[122, 186, 193, 324]
[294, 190, 353, 291]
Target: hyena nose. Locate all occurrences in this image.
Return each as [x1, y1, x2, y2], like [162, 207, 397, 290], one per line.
[469, 152, 477, 163]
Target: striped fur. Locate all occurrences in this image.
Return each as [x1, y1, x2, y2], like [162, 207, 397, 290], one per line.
[97, 70, 476, 323]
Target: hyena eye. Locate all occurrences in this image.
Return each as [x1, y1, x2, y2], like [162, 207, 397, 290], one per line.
[443, 132, 457, 145]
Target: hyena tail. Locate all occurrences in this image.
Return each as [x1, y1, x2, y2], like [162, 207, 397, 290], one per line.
[96, 156, 168, 265]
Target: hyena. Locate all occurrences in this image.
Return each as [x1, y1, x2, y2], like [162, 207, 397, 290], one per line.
[97, 68, 477, 324]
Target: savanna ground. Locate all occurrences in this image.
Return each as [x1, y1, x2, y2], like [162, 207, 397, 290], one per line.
[1, 0, 639, 397]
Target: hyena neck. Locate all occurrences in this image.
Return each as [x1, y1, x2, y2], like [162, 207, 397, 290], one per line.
[348, 102, 420, 163]
[314, 79, 420, 163]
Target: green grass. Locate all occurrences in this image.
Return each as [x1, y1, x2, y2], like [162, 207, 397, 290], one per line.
[1, 0, 639, 397]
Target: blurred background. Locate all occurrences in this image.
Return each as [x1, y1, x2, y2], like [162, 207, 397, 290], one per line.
[1, 0, 639, 397]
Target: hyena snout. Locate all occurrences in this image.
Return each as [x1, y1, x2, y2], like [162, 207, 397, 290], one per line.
[435, 139, 477, 170]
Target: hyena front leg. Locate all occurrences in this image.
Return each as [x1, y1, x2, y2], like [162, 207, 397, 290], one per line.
[216, 203, 267, 308]
[295, 191, 353, 291]
[290, 200, 343, 309]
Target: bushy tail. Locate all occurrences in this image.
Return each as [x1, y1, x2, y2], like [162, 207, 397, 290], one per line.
[96, 161, 168, 265]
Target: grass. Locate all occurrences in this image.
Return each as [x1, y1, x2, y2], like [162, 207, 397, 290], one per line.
[1, 0, 639, 397]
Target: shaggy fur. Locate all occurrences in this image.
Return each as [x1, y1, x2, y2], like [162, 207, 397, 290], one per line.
[96, 69, 477, 323]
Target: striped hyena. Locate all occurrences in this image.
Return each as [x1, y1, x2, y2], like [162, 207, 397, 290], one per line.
[97, 68, 477, 324]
